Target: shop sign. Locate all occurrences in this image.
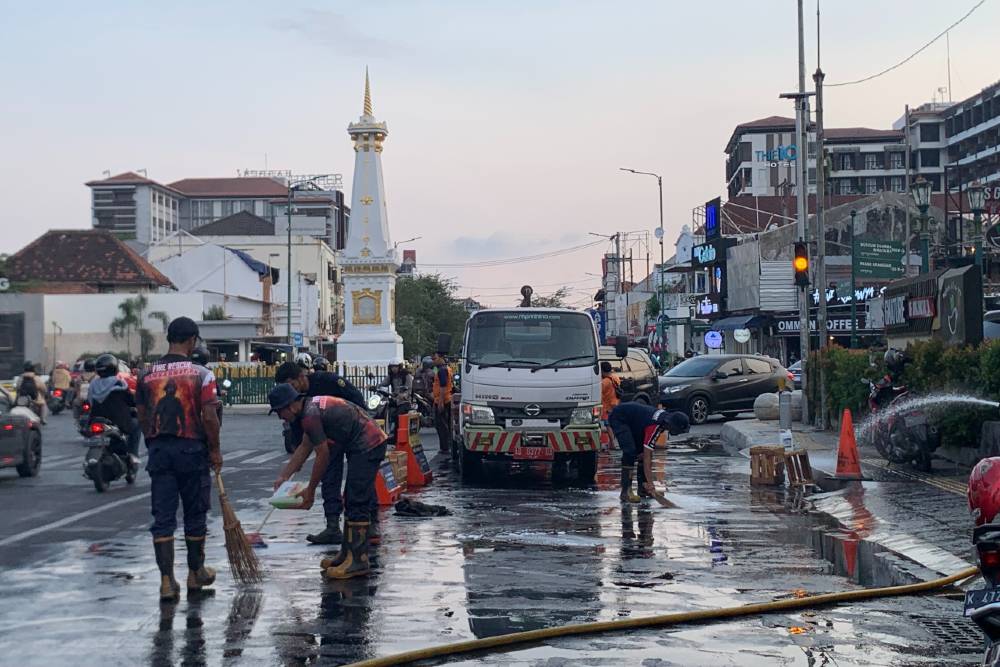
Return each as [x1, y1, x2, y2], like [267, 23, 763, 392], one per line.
[936, 265, 983, 346]
[907, 296, 935, 319]
[884, 295, 907, 327]
[733, 328, 751, 343]
[705, 197, 721, 240]
[704, 331, 723, 349]
[754, 144, 797, 167]
[692, 243, 717, 265]
[810, 284, 881, 307]
[774, 314, 870, 335]
[696, 293, 721, 317]
[987, 223, 1000, 250]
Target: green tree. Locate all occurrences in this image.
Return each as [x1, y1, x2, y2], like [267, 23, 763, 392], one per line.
[203, 305, 226, 320]
[110, 295, 169, 362]
[524, 287, 569, 308]
[645, 295, 661, 321]
[395, 275, 470, 358]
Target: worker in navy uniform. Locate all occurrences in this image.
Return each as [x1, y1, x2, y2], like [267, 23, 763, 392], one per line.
[268, 385, 388, 579]
[136, 317, 222, 602]
[609, 398, 690, 503]
[274, 361, 369, 545]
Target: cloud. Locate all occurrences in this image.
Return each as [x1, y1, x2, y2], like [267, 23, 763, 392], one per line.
[448, 231, 574, 261]
[273, 9, 410, 58]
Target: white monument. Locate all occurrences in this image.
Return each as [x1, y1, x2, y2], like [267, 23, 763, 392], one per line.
[336, 70, 405, 365]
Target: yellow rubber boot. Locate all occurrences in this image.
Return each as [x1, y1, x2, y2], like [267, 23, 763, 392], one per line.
[324, 521, 371, 580]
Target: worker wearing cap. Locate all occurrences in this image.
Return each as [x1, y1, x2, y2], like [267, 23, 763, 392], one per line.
[431, 354, 453, 452]
[136, 316, 221, 603]
[609, 398, 690, 503]
[274, 360, 367, 545]
[268, 384, 388, 580]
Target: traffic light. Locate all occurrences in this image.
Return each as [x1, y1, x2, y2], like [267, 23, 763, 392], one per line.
[793, 241, 809, 288]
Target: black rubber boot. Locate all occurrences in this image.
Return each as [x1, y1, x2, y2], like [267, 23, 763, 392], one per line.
[184, 536, 216, 593]
[368, 519, 381, 545]
[619, 466, 640, 504]
[307, 518, 344, 545]
[154, 537, 180, 603]
[324, 521, 371, 580]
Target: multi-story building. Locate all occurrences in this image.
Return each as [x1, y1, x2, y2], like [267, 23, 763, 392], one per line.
[86, 171, 350, 250]
[943, 80, 1000, 193]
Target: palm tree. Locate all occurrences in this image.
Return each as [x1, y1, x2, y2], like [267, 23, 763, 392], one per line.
[110, 295, 171, 362]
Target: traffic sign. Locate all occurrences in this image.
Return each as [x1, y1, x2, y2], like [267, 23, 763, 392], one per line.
[704, 331, 723, 349]
[293, 332, 304, 347]
[853, 239, 904, 279]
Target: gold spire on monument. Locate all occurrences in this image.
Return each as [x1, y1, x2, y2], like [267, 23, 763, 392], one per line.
[363, 67, 373, 117]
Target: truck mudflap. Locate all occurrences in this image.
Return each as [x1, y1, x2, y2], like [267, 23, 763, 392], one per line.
[464, 427, 600, 454]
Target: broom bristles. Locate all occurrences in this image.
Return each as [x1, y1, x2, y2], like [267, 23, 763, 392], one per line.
[216, 474, 262, 585]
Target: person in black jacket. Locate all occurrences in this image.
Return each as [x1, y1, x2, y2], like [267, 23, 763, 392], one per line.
[274, 361, 369, 545]
[89, 354, 141, 460]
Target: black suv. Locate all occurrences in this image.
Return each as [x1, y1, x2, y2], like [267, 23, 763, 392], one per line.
[658, 354, 791, 425]
[599, 347, 658, 404]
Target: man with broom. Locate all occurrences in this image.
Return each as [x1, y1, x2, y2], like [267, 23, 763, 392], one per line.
[137, 317, 223, 602]
[268, 384, 388, 579]
[609, 397, 690, 505]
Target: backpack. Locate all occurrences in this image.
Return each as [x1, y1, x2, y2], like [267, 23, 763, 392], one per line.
[18, 375, 38, 401]
[611, 376, 624, 400]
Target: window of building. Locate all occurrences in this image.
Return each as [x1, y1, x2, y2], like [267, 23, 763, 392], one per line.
[864, 153, 880, 170]
[920, 149, 941, 168]
[221, 200, 233, 217]
[838, 179, 853, 195]
[808, 167, 816, 185]
[889, 152, 904, 169]
[920, 124, 941, 142]
[839, 154, 854, 170]
[890, 176, 904, 192]
[807, 141, 817, 159]
[865, 177, 878, 194]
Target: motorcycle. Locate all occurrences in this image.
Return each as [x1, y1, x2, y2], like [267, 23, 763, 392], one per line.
[76, 401, 92, 433]
[967, 523, 1000, 665]
[367, 387, 406, 443]
[47, 387, 67, 415]
[863, 375, 940, 471]
[412, 392, 434, 428]
[81, 417, 137, 493]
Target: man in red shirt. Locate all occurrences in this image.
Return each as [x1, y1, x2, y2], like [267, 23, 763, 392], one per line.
[269, 384, 388, 579]
[136, 317, 222, 602]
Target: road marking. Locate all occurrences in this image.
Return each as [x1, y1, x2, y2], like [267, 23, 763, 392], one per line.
[41, 454, 81, 467]
[862, 458, 966, 496]
[0, 491, 151, 547]
[224, 449, 256, 460]
[240, 451, 286, 465]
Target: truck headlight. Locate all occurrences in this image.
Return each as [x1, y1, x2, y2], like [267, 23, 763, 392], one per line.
[462, 403, 495, 425]
[570, 405, 602, 425]
[665, 384, 690, 394]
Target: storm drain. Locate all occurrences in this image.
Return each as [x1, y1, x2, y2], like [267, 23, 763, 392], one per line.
[910, 615, 984, 654]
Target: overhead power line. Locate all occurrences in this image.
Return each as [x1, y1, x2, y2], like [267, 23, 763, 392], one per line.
[827, 0, 987, 88]
[420, 239, 605, 268]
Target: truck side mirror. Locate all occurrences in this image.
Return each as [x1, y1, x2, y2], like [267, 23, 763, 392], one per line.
[614, 338, 628, 359]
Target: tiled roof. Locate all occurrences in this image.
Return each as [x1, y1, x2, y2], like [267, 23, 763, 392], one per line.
[7, 230, 173, 289]
[85, 171, 159, 187]
[725, 116, 797, 152]
[168, 177, 288, 198]
[191, 211, 275, 236]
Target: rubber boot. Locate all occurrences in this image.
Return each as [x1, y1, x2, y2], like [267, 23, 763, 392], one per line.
[320, 528, 349, 570]
[153, 537, 180, 603]
[307, 517, 343, 545]
[619, 466, 641, 504]
[324, 521, 371, 580]
[185, 536, 216, 593]
[637, 464, 653, 499]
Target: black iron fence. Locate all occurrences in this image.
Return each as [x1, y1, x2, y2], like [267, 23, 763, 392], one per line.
[211, 363, 389, 405]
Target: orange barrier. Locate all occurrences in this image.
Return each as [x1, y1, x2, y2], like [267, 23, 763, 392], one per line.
[835, 408, 863, 480]
[375, 457, 403, 505]
[396, 412, 433, 486]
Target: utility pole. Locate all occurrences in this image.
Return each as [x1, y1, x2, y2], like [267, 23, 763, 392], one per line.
[904, 105, 912, 276]
[793, 0, 811, 424]
[813, 1, 828, 429]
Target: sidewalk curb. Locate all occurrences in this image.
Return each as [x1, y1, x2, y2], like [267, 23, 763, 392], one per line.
[721, 419, 973, 587]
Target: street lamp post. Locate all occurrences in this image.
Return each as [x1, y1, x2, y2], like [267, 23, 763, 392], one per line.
[910, 176, 933, 274]
[969, 180, 987, 271]
[619, 168, 665, 340]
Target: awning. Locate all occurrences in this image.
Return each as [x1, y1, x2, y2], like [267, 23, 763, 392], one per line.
[711, 315, 771, 331]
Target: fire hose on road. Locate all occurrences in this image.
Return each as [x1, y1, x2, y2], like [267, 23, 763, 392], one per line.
[345, 566, 981, 667]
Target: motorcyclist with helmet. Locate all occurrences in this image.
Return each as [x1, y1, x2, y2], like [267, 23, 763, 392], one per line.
[312, 356, 330, 373]
[872, 347, 909, 407]
[72, 358, 97, 417]
[50, 360, 73, 405]
[295, 352, 313, 373]
[89, 353, 141, 462]
[15, 361, 46, 423]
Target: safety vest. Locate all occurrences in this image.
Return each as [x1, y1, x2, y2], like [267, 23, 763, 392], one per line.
[432, 366, 453, 407]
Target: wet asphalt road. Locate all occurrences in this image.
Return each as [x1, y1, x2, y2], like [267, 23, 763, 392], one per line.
[0, 412, 980, 666]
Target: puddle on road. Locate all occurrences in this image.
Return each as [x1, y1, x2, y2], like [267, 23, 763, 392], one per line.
[0, 434, 970, 666]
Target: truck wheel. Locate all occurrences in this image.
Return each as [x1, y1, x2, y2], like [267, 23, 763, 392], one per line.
[460, 448, 482, 482]
[552, 453, 570, 484]
[575, 451, 598, 485]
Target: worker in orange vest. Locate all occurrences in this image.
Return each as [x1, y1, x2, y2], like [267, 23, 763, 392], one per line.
[431, 354, 453, 453]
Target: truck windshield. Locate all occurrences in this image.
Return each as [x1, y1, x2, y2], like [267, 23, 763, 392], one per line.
[467, 311, 597, 369]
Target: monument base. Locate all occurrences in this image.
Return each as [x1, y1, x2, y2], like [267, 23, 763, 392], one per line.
[336, 330, 404, 367]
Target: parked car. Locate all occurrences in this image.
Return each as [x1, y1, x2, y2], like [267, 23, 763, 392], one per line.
[658, 354, 792, 425]
[0, 386, 42, 477]
[788, 360, 802, 389]
[599, 346, 658, 404]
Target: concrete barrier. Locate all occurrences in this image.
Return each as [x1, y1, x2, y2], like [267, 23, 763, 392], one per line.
[753, 393, 779, 421]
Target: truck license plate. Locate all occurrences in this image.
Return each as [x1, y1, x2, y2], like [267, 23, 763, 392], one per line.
[513, 446, 553, 461]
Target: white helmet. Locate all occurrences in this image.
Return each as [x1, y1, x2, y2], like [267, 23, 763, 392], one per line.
[295, 352, 312, 369]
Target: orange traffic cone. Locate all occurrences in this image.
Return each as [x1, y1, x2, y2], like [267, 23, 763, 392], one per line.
[835, 408, 863, 480]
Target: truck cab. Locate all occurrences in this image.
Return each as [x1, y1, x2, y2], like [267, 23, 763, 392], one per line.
[458, 308, 603, 483]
